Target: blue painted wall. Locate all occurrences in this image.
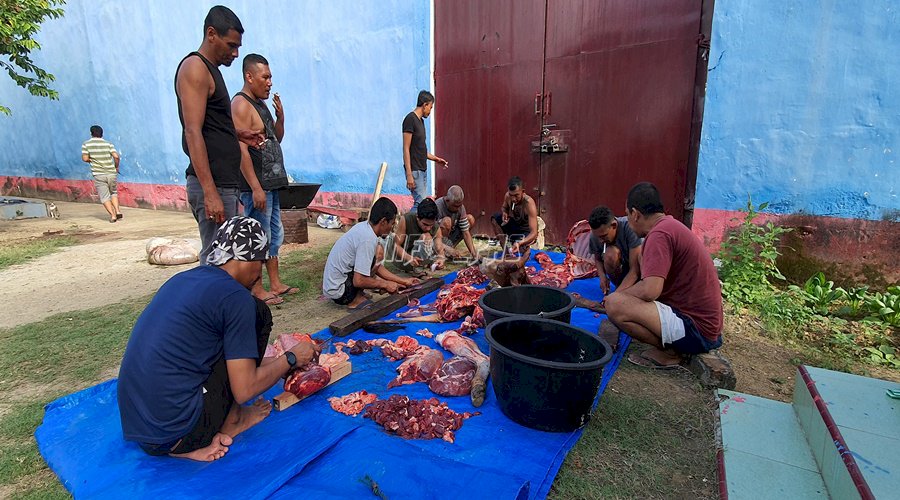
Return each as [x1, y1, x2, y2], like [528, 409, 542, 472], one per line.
[0, 0, 431, 196]
[697, 1, 899, 221]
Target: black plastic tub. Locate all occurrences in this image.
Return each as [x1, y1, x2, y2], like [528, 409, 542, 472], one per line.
[486, 316, 612, 432]
[479, 285, 575, 327]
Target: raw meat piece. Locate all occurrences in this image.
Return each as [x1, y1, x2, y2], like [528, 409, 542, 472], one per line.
[480, 258, 530, 287]
[415, 328, 434, 338]
[337, 339, 372, 355]
[329, 390, 378, 416]
[387, 347, 443, 389]
[434, 331, 491, 407]
[458, 305, 485, 335]
[370, 336, 421, 361]
[264, 333, 315, 358]
[525, 253, 575, 288]
[363, 394, 479, 443]
[284, 363, 332, 398]
[428, 356, 477, 396]
[318, 349, 349, 369]
[435, 284, 485, 321]
[453, 265, 489, 286]
[565, 220, 599, 279]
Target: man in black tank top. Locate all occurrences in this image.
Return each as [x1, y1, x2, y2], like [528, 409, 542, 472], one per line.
[491, 176, 540, 256]
[175, 6, 264, 265]
[232, 54, 296, 305]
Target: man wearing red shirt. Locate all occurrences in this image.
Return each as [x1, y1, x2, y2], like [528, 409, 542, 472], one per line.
[605, 182, 723, 368]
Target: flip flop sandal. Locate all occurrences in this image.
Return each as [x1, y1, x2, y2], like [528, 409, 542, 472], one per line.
[627, 352, 681, 370]
[348, 299, 374, 310]
[263, 295, 285, 306]
[275, 286, 300, 296]
[116, 213, 123, 219]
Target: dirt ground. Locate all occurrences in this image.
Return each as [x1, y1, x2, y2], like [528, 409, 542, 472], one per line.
[0, 201, 341, 330]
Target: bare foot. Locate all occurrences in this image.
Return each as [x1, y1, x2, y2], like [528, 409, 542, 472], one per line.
[220, 397, 272, 438]
[170, 432, 233, 461]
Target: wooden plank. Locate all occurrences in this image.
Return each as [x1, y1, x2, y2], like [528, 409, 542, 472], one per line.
[274, 360, 352, 411]
[328, 277, 445, 337]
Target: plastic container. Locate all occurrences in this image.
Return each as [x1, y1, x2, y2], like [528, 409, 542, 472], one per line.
[479, 285, 575, 327]
[485, 316, 612, 432]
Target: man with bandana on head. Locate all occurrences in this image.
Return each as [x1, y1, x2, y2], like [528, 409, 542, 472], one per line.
[118, 217, 318, 462]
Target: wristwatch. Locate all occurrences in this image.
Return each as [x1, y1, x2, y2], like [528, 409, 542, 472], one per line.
[285, 351, 297, 369]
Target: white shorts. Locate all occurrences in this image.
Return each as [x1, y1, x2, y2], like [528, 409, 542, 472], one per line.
[655, 301, 686, 347]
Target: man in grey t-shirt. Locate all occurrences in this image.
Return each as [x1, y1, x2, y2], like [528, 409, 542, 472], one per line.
[435, 185, 478, 260]
[322, 197, 419, 309]
[588, 205, 643, 296]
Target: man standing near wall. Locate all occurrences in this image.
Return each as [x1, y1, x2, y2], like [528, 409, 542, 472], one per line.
[81, 125, 121, 223]
[232, 54, 297, 305]
[175, 5, 264, 264]
[402, 90, 448, 212]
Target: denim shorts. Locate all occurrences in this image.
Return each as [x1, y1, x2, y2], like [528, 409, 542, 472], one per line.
[240, 190, 283, 257]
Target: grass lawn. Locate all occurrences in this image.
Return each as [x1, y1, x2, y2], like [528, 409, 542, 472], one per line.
[0, 236, 76, 271]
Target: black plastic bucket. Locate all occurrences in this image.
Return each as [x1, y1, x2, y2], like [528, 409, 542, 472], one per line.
[486, 316, 612, 432]
[479, 285, 575, 327]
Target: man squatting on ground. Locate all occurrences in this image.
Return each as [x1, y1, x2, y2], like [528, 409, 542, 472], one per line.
[588, 205, 643, 297]
[175, 6, 265, 264]
[322, 197, 420, 310]
[118, 217, 319, 462]
[232, 53, 300, 305]
[81, 125, 122, 223]
[436, 185, 479, 260]
[388, 198, 448, 275]
[402, 90, 448, 212]
[491, 176, 539, 271]
[605, 182, 724, 368]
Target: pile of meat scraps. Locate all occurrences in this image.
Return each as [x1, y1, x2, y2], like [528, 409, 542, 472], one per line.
[435, 284, 485, 321]
[452, 265, 489, 285]
[526, 252, 575, 288]
[370, 335, 421, 361]
[329, 390, 378, 416]
[364, 394, 479, 443]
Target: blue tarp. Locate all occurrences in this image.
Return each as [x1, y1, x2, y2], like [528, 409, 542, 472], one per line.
[35, 251, 629, 499]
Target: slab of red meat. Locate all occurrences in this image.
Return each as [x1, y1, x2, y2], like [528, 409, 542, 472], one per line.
[387, 347, 444, 389]
[428, 356, 477, 396]
[435, 284, 486, 321]
[434, 331, 491, 407]
[453, 265, 489, 286]
[363, 394, 479, 443]
[526, 252, 575, 288]
[329, 390, 378, 416]
[284, 363, 332, 398]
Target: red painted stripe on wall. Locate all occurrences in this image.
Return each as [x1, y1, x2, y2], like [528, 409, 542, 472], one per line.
[0, 176, 413, 213]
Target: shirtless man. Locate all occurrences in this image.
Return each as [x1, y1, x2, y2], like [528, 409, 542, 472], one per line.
[175, 5, 264, 264]
[118, 217, 318, 461]
[491, 176, 539, 256]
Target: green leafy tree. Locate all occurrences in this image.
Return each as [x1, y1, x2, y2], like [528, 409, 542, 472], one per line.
[0, 0, 66, 115]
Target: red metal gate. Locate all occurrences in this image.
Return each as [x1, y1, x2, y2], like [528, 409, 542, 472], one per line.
[435, 0, 710, 243]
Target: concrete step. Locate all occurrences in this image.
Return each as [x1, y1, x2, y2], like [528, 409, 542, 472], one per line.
[717, 390, 829, 499]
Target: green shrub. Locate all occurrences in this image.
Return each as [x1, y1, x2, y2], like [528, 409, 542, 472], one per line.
[717, 197, 792, 306]
[788, 272, 847, 315]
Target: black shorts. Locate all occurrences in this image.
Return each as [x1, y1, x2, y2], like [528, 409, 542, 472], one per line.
[139, 298, 272, 456]
[332, 272, 359, 305]
[668, 306, 723, 355]
[491, 212, 528, 242]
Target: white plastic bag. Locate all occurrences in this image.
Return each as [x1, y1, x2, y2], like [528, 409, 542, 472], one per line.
[316, 214, 342, 229]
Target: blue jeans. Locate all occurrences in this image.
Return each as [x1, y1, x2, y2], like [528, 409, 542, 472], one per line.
[409, 170, 427, 212]
[186, 175, 240, 265]
[240, 190, 284, 257]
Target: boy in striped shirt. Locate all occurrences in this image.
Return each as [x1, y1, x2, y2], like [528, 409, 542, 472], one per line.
[81, 125, 122, 222]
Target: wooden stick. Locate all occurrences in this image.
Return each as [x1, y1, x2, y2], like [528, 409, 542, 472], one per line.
[274, 360, 352, 411]
[370, 162, 388, 211]
[328, 277, 444, 337]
